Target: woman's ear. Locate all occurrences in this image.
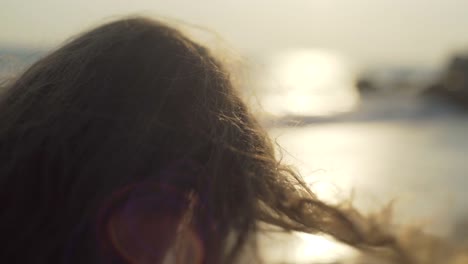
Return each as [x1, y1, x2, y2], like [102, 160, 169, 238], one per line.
[99, 183, 204, 264]
[105, 194, 182, 264]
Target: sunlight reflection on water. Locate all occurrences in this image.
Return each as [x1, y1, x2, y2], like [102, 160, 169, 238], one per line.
[256, 49, 363, 263]
[257, 49, 359, 117]
[259, 231, 357, 264]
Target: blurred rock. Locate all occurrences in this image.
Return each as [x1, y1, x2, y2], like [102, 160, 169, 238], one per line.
[356, 78, 379, 98]
[422, 55, 468, 108]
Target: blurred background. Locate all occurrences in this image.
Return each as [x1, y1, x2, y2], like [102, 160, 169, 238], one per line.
[3, 0, 468, 263]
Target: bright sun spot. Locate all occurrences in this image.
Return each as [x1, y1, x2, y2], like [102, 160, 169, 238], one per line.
[294, 233, 357, 263]
[259, 49, 359, 117]
[259, 230, 357, 263]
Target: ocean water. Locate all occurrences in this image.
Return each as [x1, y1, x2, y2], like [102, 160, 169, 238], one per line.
[276, 117, 468, 226]
[260, 101, 468, 263]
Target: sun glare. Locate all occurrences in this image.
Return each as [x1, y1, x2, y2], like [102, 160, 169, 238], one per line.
[259, 49, 359, 117]
[294, 233, 357, 263]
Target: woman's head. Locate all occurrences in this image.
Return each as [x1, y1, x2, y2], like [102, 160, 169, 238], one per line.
[0, 17, 399, 264]
[0, 17, 276, 263]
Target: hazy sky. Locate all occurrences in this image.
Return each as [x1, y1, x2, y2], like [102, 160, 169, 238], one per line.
[3, 0, 468, 67]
